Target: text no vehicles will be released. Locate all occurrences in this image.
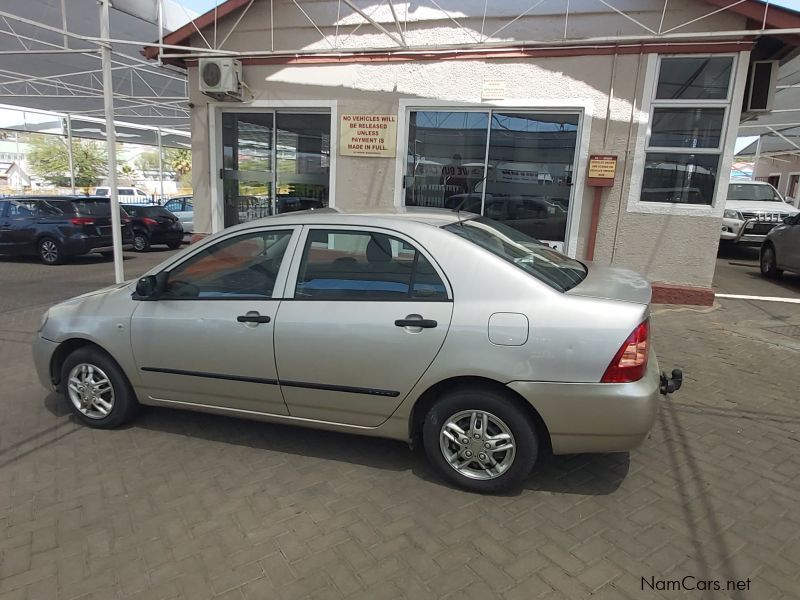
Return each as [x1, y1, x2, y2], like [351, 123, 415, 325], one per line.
[340, 114, 398, 158]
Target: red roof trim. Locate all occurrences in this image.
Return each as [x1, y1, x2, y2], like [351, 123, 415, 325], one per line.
[142, 0, 253, 59]
[179, 41, 753, 67]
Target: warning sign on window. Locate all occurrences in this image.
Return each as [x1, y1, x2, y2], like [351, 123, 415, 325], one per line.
[340, 114, 397, 158]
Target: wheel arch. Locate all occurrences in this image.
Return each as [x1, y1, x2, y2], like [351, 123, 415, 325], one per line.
[50, 338, 116, 389]
[408, 376, 552, 455]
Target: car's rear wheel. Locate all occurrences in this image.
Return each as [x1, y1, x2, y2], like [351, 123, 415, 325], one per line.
[132, 232, 150, 252]
[423, 387, 538, 493]
[760, 244, 783, 279]
[167, 240, 182, 250]
[38, 237, 64, 265]
[61, 346, 139, 429]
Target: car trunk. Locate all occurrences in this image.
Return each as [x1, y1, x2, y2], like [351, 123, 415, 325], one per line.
[566, 263, 651, 305]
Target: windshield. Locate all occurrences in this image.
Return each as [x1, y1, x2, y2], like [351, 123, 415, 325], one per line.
[728, 183, 782, 202]
[443, 217, 587, 292]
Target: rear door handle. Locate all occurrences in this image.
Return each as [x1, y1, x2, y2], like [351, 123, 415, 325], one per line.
[395, 318, 437, 329]
[237, 314, 271, 324]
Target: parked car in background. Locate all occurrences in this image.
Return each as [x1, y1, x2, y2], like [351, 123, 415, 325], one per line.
[0, 196, 132, 264]
[163, 196, 193, 233]
[32, 208, 681, 493]
[120, 204, 183, 252]
[94, 186, 152, 203]
[760, 213, 800, 278]
[721, 180, 799, 245]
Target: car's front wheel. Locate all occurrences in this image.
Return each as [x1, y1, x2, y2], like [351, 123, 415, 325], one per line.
[167, 240, 182, 250]
[61, 346, 139, 428]
[423, 387, 538, 493]
[760, 243, 783, 279]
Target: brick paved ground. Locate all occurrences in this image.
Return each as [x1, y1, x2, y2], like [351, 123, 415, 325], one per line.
[1, 248, 799, 600]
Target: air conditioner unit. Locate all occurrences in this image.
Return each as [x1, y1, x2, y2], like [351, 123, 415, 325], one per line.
[199, 58, 243, 101]
[745, 60, 778, 112]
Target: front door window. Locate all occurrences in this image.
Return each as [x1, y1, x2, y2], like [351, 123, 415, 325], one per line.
[405, 109, 581, 252]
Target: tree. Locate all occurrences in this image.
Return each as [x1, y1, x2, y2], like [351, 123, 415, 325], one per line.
[28, 135, 107, 187]
[167, 148, 191, 177]
[136, 150, 160, 173]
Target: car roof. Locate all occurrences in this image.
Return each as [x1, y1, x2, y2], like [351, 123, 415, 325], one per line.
[729, 179, 771, 186]
[229, 207, 473, 231]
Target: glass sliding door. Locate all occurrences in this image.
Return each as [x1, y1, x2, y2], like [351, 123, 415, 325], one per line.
[404, 109, 581, 251]
[405, 111, 488, 210]
[222, 112, 274, 228]
[276, 113, 330, 213]
[221, 111, 330, 228]
[484, 112, 578, 247]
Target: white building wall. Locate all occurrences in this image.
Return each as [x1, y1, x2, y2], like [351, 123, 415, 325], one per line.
[187, 0, 751, 288]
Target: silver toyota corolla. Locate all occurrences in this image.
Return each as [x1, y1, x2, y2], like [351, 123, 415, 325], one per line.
[33, 208, 679, 493]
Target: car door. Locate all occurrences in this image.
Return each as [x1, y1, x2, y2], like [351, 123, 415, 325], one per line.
[274, 226, 453, 427]
[4, 200, 39, 253]
[165, 198, 193, 233]
[0, 201, 9, 251]
[780, 215, 800, 270]
[130, 227, 300, 414]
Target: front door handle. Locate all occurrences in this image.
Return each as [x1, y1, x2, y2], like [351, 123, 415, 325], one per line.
[237, 313, 271, 324]
[395, 318, 437, 329]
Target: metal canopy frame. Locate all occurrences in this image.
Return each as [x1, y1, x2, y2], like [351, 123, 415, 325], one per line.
[143, 0, 800, 61]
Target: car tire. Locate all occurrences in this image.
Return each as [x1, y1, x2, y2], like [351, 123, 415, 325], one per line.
[167, 240, 182, 250]
[132, 232, 150, 252]
[423, 387, 538, 494]
[61, 346, 139, 429]
[100, 252, 114, 259]
[760, 244, 783, 279]
[38, 237, 64, 265]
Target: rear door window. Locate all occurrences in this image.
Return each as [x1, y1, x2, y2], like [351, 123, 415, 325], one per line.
[295, 229, 448, 300]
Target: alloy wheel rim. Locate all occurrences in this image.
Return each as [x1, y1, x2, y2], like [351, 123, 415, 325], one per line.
[439, 410, 516, 480]
[134, 235, 146, 251]
[41, 240, 58, 263]
[67, 363, 115, 419]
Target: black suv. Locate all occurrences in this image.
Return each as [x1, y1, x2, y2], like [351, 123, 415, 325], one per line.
[0, 196, 133, 265]
[120, 204, 184, 251]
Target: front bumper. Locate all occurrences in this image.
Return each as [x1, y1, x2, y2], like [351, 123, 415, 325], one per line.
[721, 217, 780, 244]
[32, 334, 59, 392]
[507, 349, 660, 455]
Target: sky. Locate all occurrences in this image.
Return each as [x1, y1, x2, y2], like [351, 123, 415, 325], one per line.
[177, 0, 800, 15]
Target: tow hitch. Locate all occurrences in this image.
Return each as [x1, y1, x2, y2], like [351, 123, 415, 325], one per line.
[660, 369, 683, 395]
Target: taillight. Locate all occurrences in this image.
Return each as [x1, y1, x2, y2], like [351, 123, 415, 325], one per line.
[70, 217, 95, 226]
[601, 320, 649, 383]
[141, 217, 158, 226]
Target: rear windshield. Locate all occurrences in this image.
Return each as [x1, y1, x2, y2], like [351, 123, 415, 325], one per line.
[728, 183, 781, 202]
[71, 199, 128, 218]
[142, 206, 175, 218]
[443, 217, 587, 292]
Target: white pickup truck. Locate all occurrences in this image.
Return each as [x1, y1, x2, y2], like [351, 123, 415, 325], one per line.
[721, 180, 799, 245]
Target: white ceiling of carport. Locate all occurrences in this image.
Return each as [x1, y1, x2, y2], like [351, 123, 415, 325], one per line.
[0, 0, 193, 130]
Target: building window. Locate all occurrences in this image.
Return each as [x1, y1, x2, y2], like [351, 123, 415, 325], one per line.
[404, 109, 580, 249]
[640, 56, 734, 205]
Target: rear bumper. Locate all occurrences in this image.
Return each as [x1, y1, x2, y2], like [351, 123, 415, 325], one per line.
[63, 231, 133, 255]
[507, 349, 660, 454]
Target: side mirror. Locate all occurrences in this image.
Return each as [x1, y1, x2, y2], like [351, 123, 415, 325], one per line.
[135, 274, 162, 299]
